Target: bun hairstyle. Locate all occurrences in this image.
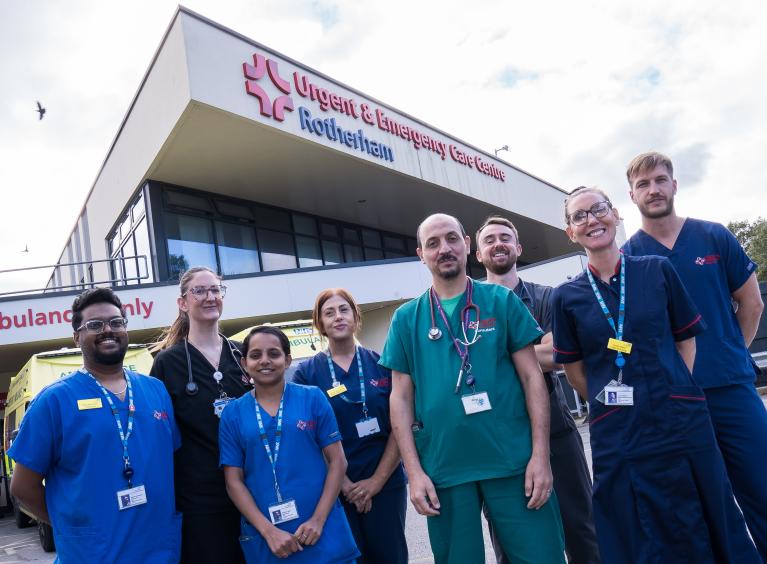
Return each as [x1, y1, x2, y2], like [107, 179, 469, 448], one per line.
[151, 266, 221, 352]
[564, 186, 613, 224]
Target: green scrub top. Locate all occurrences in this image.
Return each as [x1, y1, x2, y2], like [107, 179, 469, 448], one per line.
[380, 279, 543, 489]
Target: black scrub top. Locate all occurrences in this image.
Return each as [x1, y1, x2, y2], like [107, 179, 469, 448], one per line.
[150, 339, 252, 514]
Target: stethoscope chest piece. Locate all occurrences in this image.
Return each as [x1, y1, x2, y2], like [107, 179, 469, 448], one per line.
[185, 381, 199, 396]
[428, 327, 443, 341]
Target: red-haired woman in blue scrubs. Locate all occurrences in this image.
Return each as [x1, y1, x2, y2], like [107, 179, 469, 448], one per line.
[551, 186, 760, 563]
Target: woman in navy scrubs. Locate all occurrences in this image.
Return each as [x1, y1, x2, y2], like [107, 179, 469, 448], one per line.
[220, 326, 359, 563]
[551, 187, 760, 563]
[293, 289, 408, 564]
[150, 266, 252, 563]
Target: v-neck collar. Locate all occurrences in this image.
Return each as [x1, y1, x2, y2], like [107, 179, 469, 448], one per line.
[187, 339, 225, 372]
[638, 217, 689, 253]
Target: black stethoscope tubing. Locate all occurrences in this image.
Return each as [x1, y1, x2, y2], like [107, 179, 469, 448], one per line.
[184, 334, 249, 396]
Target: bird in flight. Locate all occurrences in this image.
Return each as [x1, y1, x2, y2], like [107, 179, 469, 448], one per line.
[35, 101, 46, 120]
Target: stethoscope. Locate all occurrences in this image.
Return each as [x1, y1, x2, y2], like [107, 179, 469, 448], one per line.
[427, 278, 482, 347]
[184, 334, 250, 396]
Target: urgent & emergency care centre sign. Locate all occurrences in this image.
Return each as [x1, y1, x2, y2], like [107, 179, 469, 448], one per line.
[241, 53, 506, 182]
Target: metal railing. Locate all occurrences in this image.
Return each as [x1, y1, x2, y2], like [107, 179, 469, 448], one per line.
[0, 255, 150, 298]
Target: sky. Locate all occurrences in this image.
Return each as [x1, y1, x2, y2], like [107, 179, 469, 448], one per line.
[1, 0, 765, 292]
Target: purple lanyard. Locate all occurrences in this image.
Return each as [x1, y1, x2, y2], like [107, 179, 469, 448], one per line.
[429, 278, 475, 366]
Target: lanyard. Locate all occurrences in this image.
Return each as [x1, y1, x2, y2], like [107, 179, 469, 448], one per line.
[326, 348, 369, 418]
[430, 279, 478, 391]
[254, 389, 286, 502]
[85, 369, 136, 487]
[585, 253, 626, 369]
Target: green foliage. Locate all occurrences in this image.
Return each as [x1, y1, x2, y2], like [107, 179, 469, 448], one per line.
[727, 217, 767, 283]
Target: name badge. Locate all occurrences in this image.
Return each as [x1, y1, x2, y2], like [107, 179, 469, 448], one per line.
[117, 485, 148, 510]
[461, 392, 492, 415]
[604, 385, 634, 406]
[269, 498, 299, 525]
[327, 384, 347, 398]
[607, 338, 633, 354]
[355, 417, 381, 438]
[77, 398, 103, 410]
[213, 397, 234, 418]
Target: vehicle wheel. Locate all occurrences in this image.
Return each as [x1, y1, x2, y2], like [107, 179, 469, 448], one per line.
[39, 521, 56, 552]
[13, 501, 34, 528]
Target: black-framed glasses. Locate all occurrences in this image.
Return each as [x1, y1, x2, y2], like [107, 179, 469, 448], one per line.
[76, 317, 129, 334]
[568, 201, 612, 226]
[185, 285, 227, 300]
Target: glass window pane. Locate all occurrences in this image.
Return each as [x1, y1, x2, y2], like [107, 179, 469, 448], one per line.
[293, 214, 318, 236]
[215, 200, 254, 220]
[165, 190, 213, 212]
[344, 244, 363, 263]
[342, 227, 360, 243]
[322, 241, 342, 265]
[133, 217, 154, 283]
[361, 229, 382, 248]
[320, 222, 339, 239]
[108, 232, 119, 256]
[132, 192, 145, 222]
[364, 247, 384, 260]
[122, 237, 138, 285]
[383, 235, 406, 251]
[216, 222, 260, 276]
[118, 215, 129, 241]
[165, 213, 217, 279]
[258, 229, 297, 271]
[255, 206, 291, 231]
[406, 238, 418, 255]
[385, 250, 406, 259]
[296, 236, 323, 268]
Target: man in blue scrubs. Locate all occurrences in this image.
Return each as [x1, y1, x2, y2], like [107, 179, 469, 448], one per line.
[9, 288, 181, 563]
[623, 151, 767, 559]
[475, 216, 600, 564]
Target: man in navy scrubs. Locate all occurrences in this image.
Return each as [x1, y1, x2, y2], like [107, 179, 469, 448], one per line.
[9, 288, 181, 563]
[475, 215, 601, 564]
[623, 151, 767, 559]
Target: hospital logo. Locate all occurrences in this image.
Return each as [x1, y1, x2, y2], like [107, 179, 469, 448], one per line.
[369, 377, 390, 389]
[296, 419, 316, 431]
[694, 255, 720, 266]
[243, 53, 294, 122]
[153, 410, 168, 420]
[468, 317, 497, 333]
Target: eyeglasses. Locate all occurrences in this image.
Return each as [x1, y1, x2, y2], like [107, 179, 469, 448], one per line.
[568, 201, 612, 226]
[76, 317, 129, 334]
[184, 285, 227, 300]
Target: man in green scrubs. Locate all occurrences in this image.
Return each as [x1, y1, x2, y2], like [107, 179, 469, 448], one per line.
[380, 213, 565, 564]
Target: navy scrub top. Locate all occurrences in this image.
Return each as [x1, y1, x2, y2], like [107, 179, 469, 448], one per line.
[8, 370, 182, 563]
[623, 218, 759, 387]
[219, 383, 359, 564]
[552, 255, 706, 458]
[293, 348, 406, 491]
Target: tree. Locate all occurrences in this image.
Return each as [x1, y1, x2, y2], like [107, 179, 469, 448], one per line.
[728, 217, 767, 283]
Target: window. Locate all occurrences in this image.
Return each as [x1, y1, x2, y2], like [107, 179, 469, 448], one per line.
[133, 217, 153, 282]
[322, 241, 342, 265]
[165, 213, 217, 279]
[255, 206, 291, 232]
[258, 229, 296, 271]
[165, 190, 213, 212]
[216, 222, 260, 275]
[296, 236, 323, 268]
[293, 214, 318, 236]
[215, 200, 254, 220]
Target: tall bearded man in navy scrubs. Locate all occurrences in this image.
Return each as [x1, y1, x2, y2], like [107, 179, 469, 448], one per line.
[622, 151, 767, 559]
[9, 288, 182, 563]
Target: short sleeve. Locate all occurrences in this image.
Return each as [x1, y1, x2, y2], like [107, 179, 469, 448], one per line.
[718, 224, 758, 292]
[219, 402, 244, 468]
[660, 257, 707, 341]
[7, 391, 60, 476]
[379, 310, 411, 374]
[552, 286, 583, 363]
[507, 291, 544, 353]
[312, 388, 342, 448]
[292, 360, 310, 385]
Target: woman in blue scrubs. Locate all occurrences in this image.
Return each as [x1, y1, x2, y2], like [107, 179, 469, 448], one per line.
[220, 325, 359, 563]
[293, 289, 407, 564]
[551, 186, 760, 563]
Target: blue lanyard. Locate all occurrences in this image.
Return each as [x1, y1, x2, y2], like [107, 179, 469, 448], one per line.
[85, 369, 136, 487]
[254, 389, 286, 502]
[326, 347, 368, 418]
[585, 253, 626, 369]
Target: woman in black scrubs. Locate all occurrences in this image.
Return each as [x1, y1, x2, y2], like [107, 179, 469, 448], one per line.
[151, 266, 252, 563]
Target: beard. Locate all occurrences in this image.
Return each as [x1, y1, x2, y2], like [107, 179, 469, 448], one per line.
[87, 337, 129, 366]
[437, 263, 463, 279]
[639, 195, 675, 219]
[483, 254, 516, 276]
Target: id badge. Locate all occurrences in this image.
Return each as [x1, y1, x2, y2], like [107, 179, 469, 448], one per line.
[355, 417, 381, 438]
[327, 384, 347, 398]
[604, 385, 634, 406]
[117, 485, 148, 510]
[607, 338, 633, 354]
[461, 392, 492, 415]
[268, 498, 299, 525]
[213, 397, 234, 418]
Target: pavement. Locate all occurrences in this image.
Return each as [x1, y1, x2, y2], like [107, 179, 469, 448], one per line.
[2, 392, 763, 563]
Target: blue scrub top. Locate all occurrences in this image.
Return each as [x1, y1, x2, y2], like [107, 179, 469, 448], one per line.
[293, 348, 406, 491]
[552, 255, 706, 459]
[8, 370, 181, 564]
[623, 218, 759, 387]
[219, 383, 359, 564]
